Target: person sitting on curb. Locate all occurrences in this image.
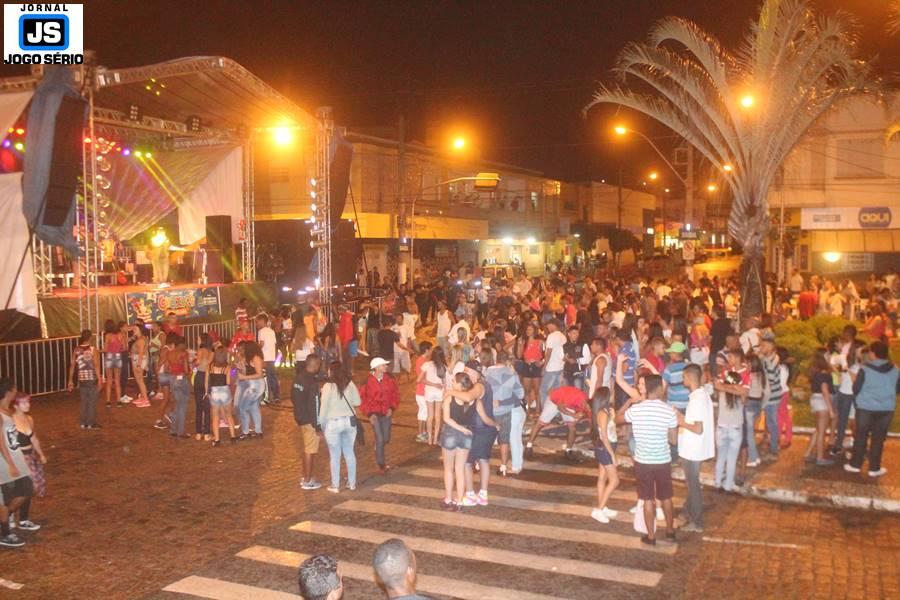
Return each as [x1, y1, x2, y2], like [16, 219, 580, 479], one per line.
[373, 538, 432, 599]
[844, 341, 898, 478]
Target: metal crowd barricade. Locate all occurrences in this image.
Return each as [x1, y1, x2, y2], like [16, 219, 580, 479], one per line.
[0, 335, 79, 397]
[0, 319, 239, 397]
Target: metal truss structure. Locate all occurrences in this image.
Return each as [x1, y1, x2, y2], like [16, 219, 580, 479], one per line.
[314, 107, 333, 310]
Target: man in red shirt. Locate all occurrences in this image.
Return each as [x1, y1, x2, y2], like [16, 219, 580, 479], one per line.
[797, 284, 818, 320]
[360, 357, 400, 474]
[525, 385, 590, 461]
[229, 318, 254, 351]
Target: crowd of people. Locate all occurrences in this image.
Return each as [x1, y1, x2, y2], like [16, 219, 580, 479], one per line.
[51, 263, 899, 553]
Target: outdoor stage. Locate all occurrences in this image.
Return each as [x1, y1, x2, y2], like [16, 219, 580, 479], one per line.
[38, 280, 276, 338]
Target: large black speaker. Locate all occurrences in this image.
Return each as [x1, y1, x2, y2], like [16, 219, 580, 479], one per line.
[329, 142, 353, 225]
[206, 215, 232, 250]
[42, 95, 87, 227]
[205, 248, 234, 284]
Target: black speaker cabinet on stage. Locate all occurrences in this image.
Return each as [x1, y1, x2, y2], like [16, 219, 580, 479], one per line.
[205, 249, 234, 284]
[205, 215, 232, 250]
[42, 95, 87, 227]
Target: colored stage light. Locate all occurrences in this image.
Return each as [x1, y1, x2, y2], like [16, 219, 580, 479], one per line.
[145, 152, 152, 158]
[2, 140, 9, 148]
[272, 127, 293, 146]
[84, 137, 92, 144]
[122, 149, 131, 156]
[135, 151, 143, 158]
[15, 128, 24, 135]
[14, 142, 24, 151]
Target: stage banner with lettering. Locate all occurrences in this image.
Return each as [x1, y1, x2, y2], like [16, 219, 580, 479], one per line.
[125, 287, 222, 324]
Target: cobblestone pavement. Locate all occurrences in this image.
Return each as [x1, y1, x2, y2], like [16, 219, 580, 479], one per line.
[3, 365, 899, 599]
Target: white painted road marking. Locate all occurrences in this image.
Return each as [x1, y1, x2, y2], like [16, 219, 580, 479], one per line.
[702, 536, 809, 550]
[163, 575, 298, 599]
[334, 499, 677, 554]
[237, 545, 571, 600]
[289, 520, 663, 587]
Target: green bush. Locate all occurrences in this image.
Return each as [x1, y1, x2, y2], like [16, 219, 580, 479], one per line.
[773, 320, 816, 339]
[807, 314, 860, 345]
[777, 333, 822, 365]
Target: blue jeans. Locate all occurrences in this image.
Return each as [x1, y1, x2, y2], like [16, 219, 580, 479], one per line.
[370, 414, 392, 467]
[764, 402, 780, 456]
[169, 377, 191, 435]
[237, 379, 264, 435]
[539, 370, 562, 409]
[510, 406, 526, 472]
[264, 361, 280, 401]
[744, 399, 762, 463]
[833, 392, 855, 451]
[715, 425, 742, 490]
[323, 416, 357, 489]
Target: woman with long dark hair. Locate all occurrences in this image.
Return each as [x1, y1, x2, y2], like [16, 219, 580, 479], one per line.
[420, 345, 449, 445]
[319, 361, 361, 493]
[102, 319, 124, 408]
[206, 349, 236, 446]
[236, 341, 266, 439]
[806, 349, 835, 466]
[193, 333, 214, 441]
[516, 322, 544, 415]
[129, 323, 151, 407]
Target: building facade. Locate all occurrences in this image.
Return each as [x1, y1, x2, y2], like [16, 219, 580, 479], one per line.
[769, 95, 900, 277]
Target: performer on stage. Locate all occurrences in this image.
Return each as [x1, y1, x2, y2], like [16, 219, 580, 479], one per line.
[149, 228, 170, 286]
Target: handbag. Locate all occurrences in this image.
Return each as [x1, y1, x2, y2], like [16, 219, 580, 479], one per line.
[340, 388, 365, 446]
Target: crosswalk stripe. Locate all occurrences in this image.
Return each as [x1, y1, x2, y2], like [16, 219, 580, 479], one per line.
[374, 482, 647, 525]
[334, 499, 677, 555]
[237, 545, 571, 600]
[406, 467, 684, 503]
[163, 575, 298, 599]
[289, 521, 662, 587]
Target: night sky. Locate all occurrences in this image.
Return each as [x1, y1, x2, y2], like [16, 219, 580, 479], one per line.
[6, 0, 899, 183]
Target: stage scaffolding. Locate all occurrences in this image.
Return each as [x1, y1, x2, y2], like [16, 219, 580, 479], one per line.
[314, 107, 333, 309]
[8, 56, 318, 335]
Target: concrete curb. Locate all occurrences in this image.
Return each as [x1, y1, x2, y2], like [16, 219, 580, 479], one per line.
[561, 445, 900, 515]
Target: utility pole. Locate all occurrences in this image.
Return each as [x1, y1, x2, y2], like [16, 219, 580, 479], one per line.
[397, 113, 407, 284]
[685, 145, 694, 227]
[617, 167, 623, 228]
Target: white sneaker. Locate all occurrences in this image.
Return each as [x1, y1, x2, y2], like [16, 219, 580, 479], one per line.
[154, 392, 164, 400]
[602, 506, 618, 518]
[591, 508, 610, 523]
[868, 468, 888, 478]
[843, 464, 861, 474]
[326, 486, 340, 494]
[119, 395, 133, 403]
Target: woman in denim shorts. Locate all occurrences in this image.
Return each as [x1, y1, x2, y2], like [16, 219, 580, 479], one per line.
[440, 372, 475, 512]
[206, 349, 236, 446]
[591, 387, 620, 524]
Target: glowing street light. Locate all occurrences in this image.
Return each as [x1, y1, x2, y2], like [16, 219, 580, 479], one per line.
[613, 125, 628, 136]
[452, 136, 466, 151]
[823, 252, 842, 263]
[707, 183, 718, 192]
[272, 126, 294, 146]
[722, 163, 733, 172]
[648, 171, 659, 181]
[664, 188, 670, 193]
[740, 94, 755, 108]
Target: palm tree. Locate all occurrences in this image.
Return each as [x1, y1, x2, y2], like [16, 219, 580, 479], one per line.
[585, 0, 871, 320]
[890, 0, 900, 34]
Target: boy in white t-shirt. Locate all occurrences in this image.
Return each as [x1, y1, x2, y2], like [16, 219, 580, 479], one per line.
[679, 363, 715, 533]
[391, 316, 413, 383]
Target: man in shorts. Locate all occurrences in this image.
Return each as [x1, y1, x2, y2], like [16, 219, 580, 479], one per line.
[292, 355, 322, 490]
[525, 383, 590, 461]
[0, 379, 34, 547]
[615, 362, 682, 546]
[485, 351, 525, 476]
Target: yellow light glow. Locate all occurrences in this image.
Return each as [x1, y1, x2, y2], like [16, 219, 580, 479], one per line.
[740, 95, 755, 108]
[723, 163, 733, 172]
[452, 137, 466, 150]
[613, 125, 628, 136]
[707, 184, 718, 192]
[273, 127, 294, 146]
[823, 252, 842, 264]
[151, 230, 168, 248]
[664, 188, 670, 193]
[649, 171, 659, 181]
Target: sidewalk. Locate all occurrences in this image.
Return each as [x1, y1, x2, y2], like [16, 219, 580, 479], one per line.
[531, 425, 900, 514]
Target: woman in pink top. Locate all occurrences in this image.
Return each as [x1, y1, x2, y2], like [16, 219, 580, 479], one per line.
[517, 323, 544, 415]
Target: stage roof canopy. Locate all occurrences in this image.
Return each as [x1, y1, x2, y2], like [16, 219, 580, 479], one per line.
[94, 56, 316, 136]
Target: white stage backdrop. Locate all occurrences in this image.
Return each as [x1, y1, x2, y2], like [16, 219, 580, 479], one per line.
[0, 91, 32, 137]
[0, 173, 37, 317]
[178, 146, 243, 245]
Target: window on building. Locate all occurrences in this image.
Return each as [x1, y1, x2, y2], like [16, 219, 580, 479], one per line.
[530, 191, 539, 211]
[835, 138, 884, 178]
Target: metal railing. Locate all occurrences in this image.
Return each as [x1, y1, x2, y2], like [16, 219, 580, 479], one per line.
[0, 319, 240, 397]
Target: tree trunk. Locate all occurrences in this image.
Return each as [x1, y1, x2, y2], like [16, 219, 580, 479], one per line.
[738, 240, 766, 324]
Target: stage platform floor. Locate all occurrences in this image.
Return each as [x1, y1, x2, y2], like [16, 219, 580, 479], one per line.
[50, 282, 231, 299]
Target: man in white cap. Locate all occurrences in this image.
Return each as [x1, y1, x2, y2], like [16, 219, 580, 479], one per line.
[360, 357, 401, 474]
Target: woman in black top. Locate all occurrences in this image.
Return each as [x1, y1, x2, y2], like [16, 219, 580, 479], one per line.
[805, 349, 835, 466]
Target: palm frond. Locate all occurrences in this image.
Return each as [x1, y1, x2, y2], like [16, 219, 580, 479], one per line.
[889, 0, 900, 34]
